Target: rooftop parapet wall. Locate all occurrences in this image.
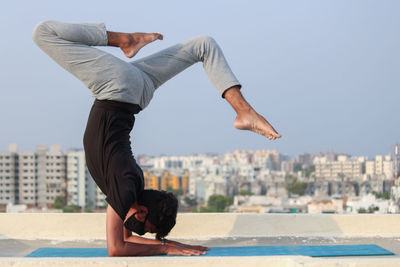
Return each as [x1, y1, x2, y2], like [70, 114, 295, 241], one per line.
[0, 213, 399, 240]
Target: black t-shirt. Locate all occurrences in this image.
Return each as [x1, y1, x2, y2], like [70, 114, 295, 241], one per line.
[83, 100, 144, 221]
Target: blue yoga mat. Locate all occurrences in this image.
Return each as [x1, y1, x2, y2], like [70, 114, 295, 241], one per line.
[25, 244, 393, 257]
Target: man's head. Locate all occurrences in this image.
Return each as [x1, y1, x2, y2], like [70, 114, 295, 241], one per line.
[124, 189, 178, 240]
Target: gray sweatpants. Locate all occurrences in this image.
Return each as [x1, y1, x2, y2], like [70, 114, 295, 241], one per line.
[32, 20, 241, 110]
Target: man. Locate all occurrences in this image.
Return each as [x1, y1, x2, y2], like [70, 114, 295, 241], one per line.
[33, 20, 281, 257]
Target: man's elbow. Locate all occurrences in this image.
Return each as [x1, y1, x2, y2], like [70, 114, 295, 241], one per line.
[107, 243, 124, 257]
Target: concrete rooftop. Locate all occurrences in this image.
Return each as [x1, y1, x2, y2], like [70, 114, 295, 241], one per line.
[0, 213, 400, 266]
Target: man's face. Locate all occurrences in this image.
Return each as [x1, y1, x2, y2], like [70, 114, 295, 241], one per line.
[124, 212, 158, 235]
[144, 219, 158, 234]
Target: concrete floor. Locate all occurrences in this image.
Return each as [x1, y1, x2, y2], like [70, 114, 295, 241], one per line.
[1, 236, 399, 259]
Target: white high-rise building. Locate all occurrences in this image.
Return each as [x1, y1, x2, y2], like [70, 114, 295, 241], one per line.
[18, 151, 37, 206]
[0, 144, 18, 205]
[66, 150, 98, 208]
[365, 155, 393, 179]
[37, 144, 67, 208]
[0, 144, 110, 210]
[314, 156, 362, 179]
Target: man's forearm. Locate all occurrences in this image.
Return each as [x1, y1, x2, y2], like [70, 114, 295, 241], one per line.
[111, 241, 166, 257]
[124, 235, 162, 245]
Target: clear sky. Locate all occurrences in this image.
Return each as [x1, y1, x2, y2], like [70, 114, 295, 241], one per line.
[1, 0, 399, 157]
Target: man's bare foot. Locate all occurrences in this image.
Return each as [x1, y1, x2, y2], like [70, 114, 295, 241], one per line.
[107, 32, 163, 58]
[234, 110, 282, 140]
[120, 32, 163, 58]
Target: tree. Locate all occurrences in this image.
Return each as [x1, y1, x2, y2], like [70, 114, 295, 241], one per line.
[87, 200, 94, 209]
[368, 205, 379, 213]
[238, 190, 253, 196]
[63, 205, 81, 213]
[285, 174, 295, 182]
[53, 196, 65, 209]
[166, 185, 183, 196]
[304, 165, 315, 178]
[357, 207, 367, 214]
[293, 164, 302, 173]
[373, 191, 390, 200]
[286, 179, 307, 196]
[184, 196, 197, 207]
[201, 194, 232, 212]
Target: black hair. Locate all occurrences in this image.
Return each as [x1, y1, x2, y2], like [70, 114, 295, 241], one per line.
[137, 189, 178, 240]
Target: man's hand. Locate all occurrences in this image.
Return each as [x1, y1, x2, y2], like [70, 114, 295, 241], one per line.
[167, 240, 209, 252]
[164, 245, 206, 256]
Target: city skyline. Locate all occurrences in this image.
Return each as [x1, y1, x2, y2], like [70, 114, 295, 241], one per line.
[1, 1, 399, 158]
[1, 142, 399, 214]
[1, 143, 399, 159]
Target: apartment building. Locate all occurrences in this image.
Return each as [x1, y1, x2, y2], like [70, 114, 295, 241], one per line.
[66, 150, 99, 208]
[315, 155, 362, 179]
[18, 151, 37, 206]
[36, 144, 67, 208]
[366, 155, 393, 179]
[0, 144, 18, 205]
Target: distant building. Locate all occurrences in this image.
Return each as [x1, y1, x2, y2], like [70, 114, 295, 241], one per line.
[307, 198, 344, 214]
[314, 155, 362, 179]
[365, 155, 393, 179]
[0, 144, 18, 205]
[18, 151, 37, 206]
[346, 194, 390, 214]
[66, 150, 99, 208]
[0, 144, 108, 210]
[36, 144, 67, 208]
